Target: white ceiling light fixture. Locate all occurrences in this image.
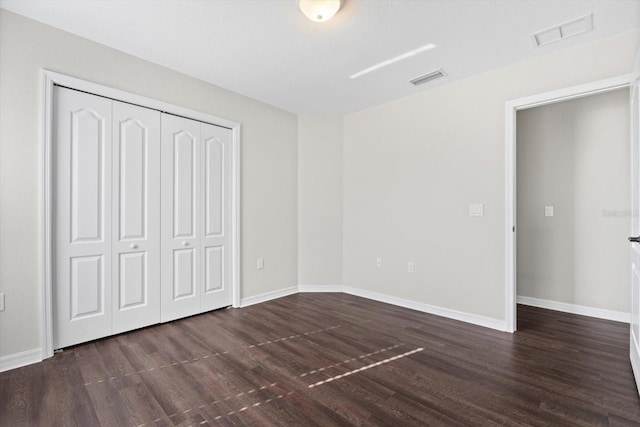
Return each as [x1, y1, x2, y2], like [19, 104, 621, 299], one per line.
[298, 0, 343, 23]
[349, 43, 436, 79]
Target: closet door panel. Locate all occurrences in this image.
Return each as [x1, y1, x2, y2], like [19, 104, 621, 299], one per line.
[112, 101, 161, 333]
[161, 114, 201, 322]
[71, 110, 105, 242]
[204, 246, 223, 292]
[119, 252, 146, 308]
[174, 132, 197, 238]
[70, 255, 105, 319]
[173, 248, 196, 298]
[205, 135, 224, 237]
[54, 86, 113, 349]
[200, 123, 233, 311]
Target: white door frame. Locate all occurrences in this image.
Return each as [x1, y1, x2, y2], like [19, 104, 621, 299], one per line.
[504, 73, 636, 333]
[41, 70, 242, 359]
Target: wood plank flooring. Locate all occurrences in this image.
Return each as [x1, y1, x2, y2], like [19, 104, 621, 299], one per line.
[1, 293, 639, 426]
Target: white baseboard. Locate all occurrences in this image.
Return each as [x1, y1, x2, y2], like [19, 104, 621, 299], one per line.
[0, 348, 42, 372]
[239, 286, 298, 308]
[298, 284, 343, 293]
[343, 286, 507, 332]
[517, 295, 630, 323]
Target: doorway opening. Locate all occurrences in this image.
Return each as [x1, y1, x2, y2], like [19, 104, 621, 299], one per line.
[516, 88, 629, 330]
[504, 74, 635, 333]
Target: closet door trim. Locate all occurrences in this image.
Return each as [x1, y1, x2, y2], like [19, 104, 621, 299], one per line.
[42, 70, 241, 360]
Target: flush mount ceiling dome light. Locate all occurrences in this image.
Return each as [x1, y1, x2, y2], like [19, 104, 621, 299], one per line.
[299, 0, 343, 23]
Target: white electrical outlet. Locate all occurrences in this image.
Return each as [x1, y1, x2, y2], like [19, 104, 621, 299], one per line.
[376, 257, 383, 267]
[408, 262, 415, 273]
[257, 257, 264, 270]
[545, 206, 554, 217]
[0, 293, 5, 311]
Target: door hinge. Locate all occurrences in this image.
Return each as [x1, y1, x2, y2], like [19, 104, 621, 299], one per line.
[512, 226, 515, 232]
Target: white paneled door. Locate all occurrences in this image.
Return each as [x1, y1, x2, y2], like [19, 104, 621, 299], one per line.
[54, 87, 113, 348]
[161, 116, 233, 322]
[161, 114, 202, 321]
[201, 123, 233, 312]
[111, 101, 161, 334]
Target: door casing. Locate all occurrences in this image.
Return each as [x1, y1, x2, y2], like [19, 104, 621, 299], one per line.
[42, 70, 242, 359]
[504, 73, 636, 333]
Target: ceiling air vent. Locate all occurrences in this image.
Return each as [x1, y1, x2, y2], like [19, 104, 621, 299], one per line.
[410, 69, 447, 86]
[532, 13, 593, 47]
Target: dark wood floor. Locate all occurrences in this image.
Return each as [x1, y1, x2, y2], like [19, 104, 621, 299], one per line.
[1, 293, 639, 426]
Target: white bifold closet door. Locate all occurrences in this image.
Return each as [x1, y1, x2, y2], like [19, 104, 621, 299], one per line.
[160, 114, 233, 322]
[111, 101, 161, 334]
[53, 86, 232, 348]
[54, 87, 161, 348]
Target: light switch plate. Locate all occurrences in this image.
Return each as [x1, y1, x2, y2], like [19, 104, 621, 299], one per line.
[257, 257, 264, 269]
[408, 262, 415, 273]
[0, 293, 4, 311]
[470, 204, 484, 217]
[545, 206, 554, 217]
[376, 257, 383, 268]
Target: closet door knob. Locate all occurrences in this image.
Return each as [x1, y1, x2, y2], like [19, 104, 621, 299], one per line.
[182, 241, 189, 246]
[629, 236, 640, 244]
[130, 244, 138, 249]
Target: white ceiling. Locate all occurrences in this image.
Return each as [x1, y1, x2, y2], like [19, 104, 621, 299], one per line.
[1, 0, 639, 114]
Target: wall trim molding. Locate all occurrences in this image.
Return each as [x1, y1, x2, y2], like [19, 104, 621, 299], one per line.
[239, 286, 299, 308]
[343, 286, 507, 332]
[517, 295, 630, 323]
[297, 284, 508, 331]
[298, 284, 343, 293]
[0, 348, 42, 373]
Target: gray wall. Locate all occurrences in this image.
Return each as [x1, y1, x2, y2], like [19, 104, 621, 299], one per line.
[343, 30, 639, 325]
[516, 89, 629, 313]
[298, 115, 343, 286]
[0, 10, 298, 358]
